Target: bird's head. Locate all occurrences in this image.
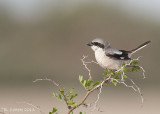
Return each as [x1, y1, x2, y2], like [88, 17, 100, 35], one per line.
[87, 38, 110, 52]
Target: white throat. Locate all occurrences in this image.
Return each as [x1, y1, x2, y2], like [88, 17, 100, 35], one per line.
[91, 46, 101, 52]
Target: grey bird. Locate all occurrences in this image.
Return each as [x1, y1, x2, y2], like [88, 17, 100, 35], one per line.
[87, 38, 151, 70]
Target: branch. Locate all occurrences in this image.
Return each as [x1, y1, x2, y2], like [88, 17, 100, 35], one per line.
[111, 78, 137, 91]
[81, 55, 98, 79]
[33, 77, 59, 87]
[67, 76, 111, 114]
[139, 66, 146, 79]
[92, 80, 104, 112]
[128, 78, 144, 103]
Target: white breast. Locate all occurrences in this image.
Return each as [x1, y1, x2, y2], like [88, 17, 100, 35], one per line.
[95, 49, 123, 70]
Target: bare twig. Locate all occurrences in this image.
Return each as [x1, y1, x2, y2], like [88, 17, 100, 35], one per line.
[128, 78, 144, 103]
[81, 55, 98, 79]
[33, 77, 59, 87]
[92, 79, 105, 112]
[111, 78, 137, 91]
[139, 66, 146, 79]
[110, 77, 143, 103]
[17, 101, 44, 114]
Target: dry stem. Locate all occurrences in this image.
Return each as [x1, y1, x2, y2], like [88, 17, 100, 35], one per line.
[81, 55, 98, 79]
[33, 77, 59, 87]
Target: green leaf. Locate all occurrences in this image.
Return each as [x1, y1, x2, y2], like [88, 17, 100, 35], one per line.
[115, 70, 122, 74]
[79, 112, 86, 114]
[105, 69, 114, 76]
[89, 81, 100, 89]
[79, 75, 83, 82]
[58, 94, 62, 100]
[53, 92, 56, 97]
[59, 88, 65, 95]
[93, 81, 100, 86]
[79, 76, 89, 90]
[53, 92, 58, 98]
[73, 103, 78, 107]
[52, 107, 57, 113]
[49, 107, 58, 114]
[68, 100, 75, 105]
[53, 92, 62, 100]
[70, 94, 78, 100]
[123, 66, 127, 71]
[114, 75, 119, 79]
[135, 66, 140, 71]
[123, 75, 127, 79]
[83, 80, 86, 87]
[86, 79, 93, 87]
[113, 82, 117, 86]
[130, 60, 139, 65]
[131, 66, 140, 72]
[105, 69, 109, 75]
[69, 88, 74, 94]
[111, 79, 117, 86]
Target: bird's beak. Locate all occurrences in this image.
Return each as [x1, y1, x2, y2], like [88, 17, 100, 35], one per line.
[86, 42, 93, 46]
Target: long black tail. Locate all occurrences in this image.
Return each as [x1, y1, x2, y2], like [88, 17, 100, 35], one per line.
[129, 41, 151, 55]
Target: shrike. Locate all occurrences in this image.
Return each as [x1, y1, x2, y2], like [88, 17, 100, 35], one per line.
[87, 38, 151, 70]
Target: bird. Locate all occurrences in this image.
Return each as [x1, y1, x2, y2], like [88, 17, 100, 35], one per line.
[87, 38, 151, 70]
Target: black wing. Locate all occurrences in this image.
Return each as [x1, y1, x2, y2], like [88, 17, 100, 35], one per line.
[106, 50, 131, 60]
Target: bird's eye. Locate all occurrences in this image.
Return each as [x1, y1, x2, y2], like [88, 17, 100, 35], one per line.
[92, 42, 104, 49]
[93, 42, 98, 46]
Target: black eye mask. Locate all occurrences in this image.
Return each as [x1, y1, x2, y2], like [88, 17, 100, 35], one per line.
[91, 42, 104, 49]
